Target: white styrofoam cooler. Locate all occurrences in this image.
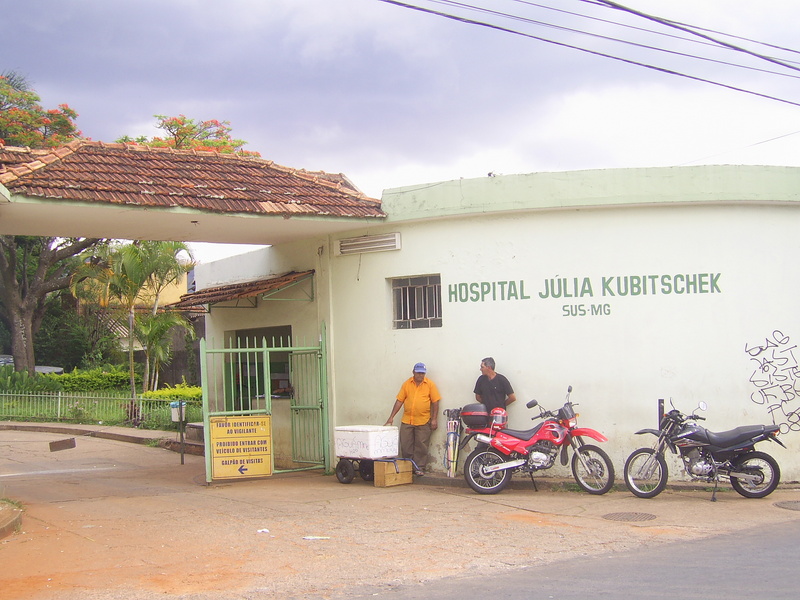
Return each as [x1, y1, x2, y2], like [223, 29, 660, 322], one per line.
[334, 425, 399, 459]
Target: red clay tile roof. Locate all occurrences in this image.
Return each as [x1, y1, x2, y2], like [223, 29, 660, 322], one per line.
[169, 270, 314, 309]
[0, 141, 385, 219]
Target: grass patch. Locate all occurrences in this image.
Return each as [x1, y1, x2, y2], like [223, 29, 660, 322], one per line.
[1, 497, 24, 510]
[553, 481, 584, 492]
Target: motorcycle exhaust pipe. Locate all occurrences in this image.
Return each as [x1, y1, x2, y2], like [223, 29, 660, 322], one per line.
[483, 459, 525, 473]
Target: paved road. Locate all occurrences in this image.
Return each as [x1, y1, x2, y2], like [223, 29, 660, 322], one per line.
[348, 518, 800, 599]
[2, 426, 800, 600]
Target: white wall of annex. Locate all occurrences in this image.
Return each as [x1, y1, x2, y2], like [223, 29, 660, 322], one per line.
[326, 203, 800, 478]
[201, 240, 328, 349]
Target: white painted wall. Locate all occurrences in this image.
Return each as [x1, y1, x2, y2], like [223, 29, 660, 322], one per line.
[198, 166, 800, 480]
[327, 203, 799, 478]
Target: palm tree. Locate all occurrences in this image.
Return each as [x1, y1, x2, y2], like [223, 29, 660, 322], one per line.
[0, 70, 32, 93]
[138, 240, 195, 315]
[135, 311, 195, 392]
[72, 240, 194, 401]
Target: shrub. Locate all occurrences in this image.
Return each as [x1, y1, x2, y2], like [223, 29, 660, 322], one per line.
[0, 365, 64, 392]
[142, 381, 203, 402]
[47, 365, 141, 392]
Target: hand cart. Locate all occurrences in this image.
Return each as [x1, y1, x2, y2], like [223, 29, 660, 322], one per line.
[333, 425, 403, 484]
[335, 456, 418, 484]
[334, 456, 375, 483]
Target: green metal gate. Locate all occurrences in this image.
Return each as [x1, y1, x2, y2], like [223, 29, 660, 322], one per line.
[200, 324, 329, 481]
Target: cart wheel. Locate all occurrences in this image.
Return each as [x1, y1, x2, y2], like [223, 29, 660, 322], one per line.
[359, 460, 374, 481]
[336, 459, 355, 484]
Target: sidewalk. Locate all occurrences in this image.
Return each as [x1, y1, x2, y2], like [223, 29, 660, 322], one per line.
[4, 419, 798, 493]
[0, 421, 188, 541]
[2, 423, 800, 600]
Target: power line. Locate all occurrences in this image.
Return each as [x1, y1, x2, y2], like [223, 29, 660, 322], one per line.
[417, 0, 800, 80]
[679, 130, 800, 166]
[512, 0, 800, 66]
[586, 0, 800, 72]
[374, 0, 800, 108]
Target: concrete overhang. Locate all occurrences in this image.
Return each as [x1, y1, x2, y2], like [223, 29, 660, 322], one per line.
[0, 195, 384, 245]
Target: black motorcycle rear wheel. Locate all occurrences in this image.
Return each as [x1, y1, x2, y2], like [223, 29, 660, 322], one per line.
[624, 448, 668, 498]
[463, 448, 512, 494]
[730, 451, 780, 498]
[571, 444, 615, 494]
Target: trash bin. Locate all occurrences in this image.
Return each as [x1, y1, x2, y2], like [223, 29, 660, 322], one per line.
[170, 401, 187, 422]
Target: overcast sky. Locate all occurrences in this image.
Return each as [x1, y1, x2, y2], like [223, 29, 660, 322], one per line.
[5, 0, 800, 262]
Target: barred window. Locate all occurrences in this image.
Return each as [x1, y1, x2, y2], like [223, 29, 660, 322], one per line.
[392, 275, 442, 329]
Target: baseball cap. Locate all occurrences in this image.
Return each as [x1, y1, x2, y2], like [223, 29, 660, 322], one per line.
[413, 362, 427, 373]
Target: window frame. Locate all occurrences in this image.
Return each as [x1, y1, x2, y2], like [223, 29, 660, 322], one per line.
[391, 274, 442, 329]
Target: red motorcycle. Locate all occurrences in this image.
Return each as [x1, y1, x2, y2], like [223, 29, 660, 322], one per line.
[460, 386, 615, 495]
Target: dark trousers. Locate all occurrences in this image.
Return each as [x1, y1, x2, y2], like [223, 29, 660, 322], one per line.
[399, 421, 432, 470]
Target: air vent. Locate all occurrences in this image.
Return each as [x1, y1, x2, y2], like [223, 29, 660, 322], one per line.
[336, 232, 401, 256]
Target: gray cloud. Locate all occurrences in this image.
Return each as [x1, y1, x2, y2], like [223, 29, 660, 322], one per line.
[5, 0, 800, 202]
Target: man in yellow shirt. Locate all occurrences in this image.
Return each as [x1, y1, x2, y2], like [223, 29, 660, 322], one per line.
[385, 362, 441, 476]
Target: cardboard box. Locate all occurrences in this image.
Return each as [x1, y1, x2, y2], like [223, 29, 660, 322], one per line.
[334, 425, 399, 459]
[374, 459, 414, 487]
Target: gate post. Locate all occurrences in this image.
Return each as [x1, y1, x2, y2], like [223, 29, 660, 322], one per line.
[320, 321, 330, 472]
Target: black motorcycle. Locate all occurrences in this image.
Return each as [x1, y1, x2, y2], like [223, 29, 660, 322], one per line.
[624, 401, 785, 501]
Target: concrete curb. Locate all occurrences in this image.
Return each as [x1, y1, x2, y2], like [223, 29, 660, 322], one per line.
[0, 502, 23, 541]
[393, 466, 800, 493]
[0, 422, 205, 455]
[0, 422, 170, 445]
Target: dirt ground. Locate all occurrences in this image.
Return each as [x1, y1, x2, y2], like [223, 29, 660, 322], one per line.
[2, 428, 800, 600]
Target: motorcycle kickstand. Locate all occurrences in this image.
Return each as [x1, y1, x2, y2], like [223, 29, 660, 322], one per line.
[529, 473, 538, 492]
[710, 478, 719, 502]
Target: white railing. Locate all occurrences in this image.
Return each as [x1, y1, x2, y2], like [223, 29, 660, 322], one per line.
[0, 391, 202, 430]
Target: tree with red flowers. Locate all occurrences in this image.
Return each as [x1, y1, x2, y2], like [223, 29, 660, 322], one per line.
[117, 114, 259, 156]
[0, 71, 80, 148]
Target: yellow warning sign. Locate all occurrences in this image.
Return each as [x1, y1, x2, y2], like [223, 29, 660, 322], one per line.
[209, 415, 273, 480]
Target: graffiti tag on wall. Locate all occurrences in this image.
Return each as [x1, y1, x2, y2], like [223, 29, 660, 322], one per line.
[745, 330, 800, 433]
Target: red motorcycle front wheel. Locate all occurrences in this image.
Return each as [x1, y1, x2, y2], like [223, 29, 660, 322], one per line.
[571, 444, 615, 494]
[464, 448, 512, 494]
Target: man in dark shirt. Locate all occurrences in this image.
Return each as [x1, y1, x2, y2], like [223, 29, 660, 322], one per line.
[473, 356, 516, 412]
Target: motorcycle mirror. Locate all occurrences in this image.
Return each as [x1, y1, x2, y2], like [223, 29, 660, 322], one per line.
[567, 385, 573, 393]
[698, 401, 708, 411]
[526, 399, 539, 409]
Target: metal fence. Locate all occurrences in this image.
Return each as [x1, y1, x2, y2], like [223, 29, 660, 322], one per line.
[201, 328, 329, 478]
[0, 391, 202, 431]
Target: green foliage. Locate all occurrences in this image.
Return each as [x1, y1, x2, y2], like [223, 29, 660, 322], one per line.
[33, 296, 88, 371]
[0, 497, 24, 510]
[116, 114, 259, 156]
[135, 310, 194, 391]
[34, 293, 122, 372]
[0, 72, 80, 148]
[0, 319, 9, 354]
[142, 381, 202, 402]
[0, 235, 103, 375]
[49, 365, 141, 392]
[71, 240, 194, 396]
[184, 329, 198, 386]
[0, 365, 63, 392]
